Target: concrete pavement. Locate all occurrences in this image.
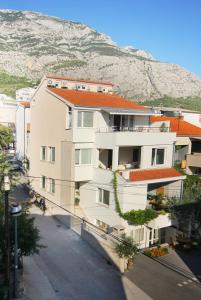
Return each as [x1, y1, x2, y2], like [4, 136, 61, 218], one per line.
[22, 206, 152, 300]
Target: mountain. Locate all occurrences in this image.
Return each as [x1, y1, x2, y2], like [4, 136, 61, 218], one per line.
[1, 9, 201, 100]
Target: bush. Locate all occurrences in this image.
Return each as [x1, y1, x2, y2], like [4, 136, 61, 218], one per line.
[115, 234, 139, 259]
[123, 208, 158, 225]
[144, 246, 168, 257]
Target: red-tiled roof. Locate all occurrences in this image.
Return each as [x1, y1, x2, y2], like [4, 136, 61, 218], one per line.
[20, 101, 30, 108]
[151, 116, 201, 136]
[129, 168, 183, 182]
[48, 87, 145, 110]
[46, 74, 114, 86]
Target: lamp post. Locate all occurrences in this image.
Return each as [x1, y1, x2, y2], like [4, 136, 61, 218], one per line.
[4, 173, 10, 300]
[10, 203, 22, 299]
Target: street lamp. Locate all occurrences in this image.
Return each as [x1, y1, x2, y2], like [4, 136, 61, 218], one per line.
[10, 203, 22, 299]
[4, 173, 11, 300]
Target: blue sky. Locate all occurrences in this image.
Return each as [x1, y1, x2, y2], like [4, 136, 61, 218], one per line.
[1, 0, 201, 78]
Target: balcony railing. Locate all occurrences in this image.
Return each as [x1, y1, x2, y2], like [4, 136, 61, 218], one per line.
[96, 126, 170, 133]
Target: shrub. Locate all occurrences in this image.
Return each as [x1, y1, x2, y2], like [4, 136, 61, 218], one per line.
[115, 234, 139, 259]
[144, 246, 168, 257]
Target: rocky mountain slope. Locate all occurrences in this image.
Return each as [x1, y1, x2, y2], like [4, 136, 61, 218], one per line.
[1, 9, 201, 100]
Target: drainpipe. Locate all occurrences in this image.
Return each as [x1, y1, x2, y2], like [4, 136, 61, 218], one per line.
[24, 107, 25, 164]
[172, 141, 176, 167]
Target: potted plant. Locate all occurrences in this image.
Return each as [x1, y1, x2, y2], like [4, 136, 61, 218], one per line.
[74, 197, 80, 206]
[115, 234, 139, 270]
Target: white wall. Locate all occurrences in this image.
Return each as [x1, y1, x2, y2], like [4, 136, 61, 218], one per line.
[182, 112, 201, 128]
[16, 105, 30, 160]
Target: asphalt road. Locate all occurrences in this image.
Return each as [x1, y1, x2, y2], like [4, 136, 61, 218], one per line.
[126, 253, 201, 300]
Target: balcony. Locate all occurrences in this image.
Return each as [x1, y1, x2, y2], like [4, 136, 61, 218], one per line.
[96, 125, 170, 133]
[96, 130, 176, 148]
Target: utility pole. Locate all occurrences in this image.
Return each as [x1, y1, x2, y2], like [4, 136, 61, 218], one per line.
[4, 174, 11, 300]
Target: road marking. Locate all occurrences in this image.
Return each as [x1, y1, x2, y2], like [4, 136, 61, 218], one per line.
[188, 279, 193, 283]
[177, 283, 183, 287]
[182, 281, 188, 285]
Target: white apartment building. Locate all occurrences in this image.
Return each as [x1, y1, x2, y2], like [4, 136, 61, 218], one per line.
[30, 75, 185, 248]
[16, 87, 36, 103]
[0, 94, 16, 128]
[15, 102, 30, 161]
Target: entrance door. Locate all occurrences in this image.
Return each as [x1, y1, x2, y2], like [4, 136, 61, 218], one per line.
[160, 228, 166, 244]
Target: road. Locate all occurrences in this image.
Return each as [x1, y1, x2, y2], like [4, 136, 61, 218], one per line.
[126, 253, 201, 300]
[21, 206, 151, 300]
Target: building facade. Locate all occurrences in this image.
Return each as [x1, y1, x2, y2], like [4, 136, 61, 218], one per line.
[30, 76, 185, 248]
[15, 102, 30, 162]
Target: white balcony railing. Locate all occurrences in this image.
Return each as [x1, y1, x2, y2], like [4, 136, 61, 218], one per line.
[96, 126, 170, 133]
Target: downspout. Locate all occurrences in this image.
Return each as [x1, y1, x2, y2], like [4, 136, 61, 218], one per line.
[24, 107, 26, 163]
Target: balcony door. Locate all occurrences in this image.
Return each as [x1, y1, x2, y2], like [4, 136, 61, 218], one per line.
[133, 147, 141, 168]
[113, 115, 121, 131]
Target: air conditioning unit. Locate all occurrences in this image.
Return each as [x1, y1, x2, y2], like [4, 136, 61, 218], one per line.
[47, 79, 53, 86]
[111, 225, 125, 235]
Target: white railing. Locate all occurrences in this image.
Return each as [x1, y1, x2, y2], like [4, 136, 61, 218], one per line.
[96, 126, 170, 133]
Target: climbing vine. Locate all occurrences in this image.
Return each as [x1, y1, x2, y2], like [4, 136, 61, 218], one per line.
[112, 171, 158, 225]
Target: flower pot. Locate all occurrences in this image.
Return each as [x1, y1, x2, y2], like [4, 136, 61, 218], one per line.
[127, 258, 134, 270]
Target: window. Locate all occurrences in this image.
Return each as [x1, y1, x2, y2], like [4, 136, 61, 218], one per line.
[49, 178, 55, 193]
[133, 228, 144, 242]
[98, 189, 110, 206]
[75, 149, 92, 165]
[77, 111, 93, 127]
[66, 107, 72, 129]
[41, 146, 46, 161]
[49, 147, 55, 162]
[151, 148, 165, 165]
[41, 176, 46, 189]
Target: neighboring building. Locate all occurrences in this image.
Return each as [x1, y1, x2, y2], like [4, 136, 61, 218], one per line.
[46, 74, 114, 93]
[0, 94, 17, 151]
[15, 102, 30, 162]
[16, 87, 36, 103]
[30, 75, 185, 248]
[0, 94, 16, 129]
[151, 116, 201, 175]
[149, 106, 201, 128]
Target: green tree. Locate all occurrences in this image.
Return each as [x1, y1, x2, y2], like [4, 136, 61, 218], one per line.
[0, 203, 42, 258]
[0, 124, 13, 149]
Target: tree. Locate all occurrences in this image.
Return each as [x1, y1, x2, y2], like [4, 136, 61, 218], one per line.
[0, 203, 42, 262]
[115, 234, 139, 269]
[0, 124, 13, 150]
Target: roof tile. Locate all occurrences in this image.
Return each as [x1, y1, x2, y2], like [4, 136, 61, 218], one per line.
[129, 168, 182, 182]
[48, 87, 145, 110]
[151, 116, 201, 136]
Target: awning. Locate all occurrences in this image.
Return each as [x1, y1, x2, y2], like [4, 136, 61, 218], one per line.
[176, 136, 190, 146]
[102, 108, 157, 116]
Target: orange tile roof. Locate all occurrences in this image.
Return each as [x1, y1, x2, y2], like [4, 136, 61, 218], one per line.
[20, 101, 30, 108]
[151, 116, 201, 136]
[129, 168, 183, 182]
[46, 74, 114, 86]
[48, 87, 146, 110]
